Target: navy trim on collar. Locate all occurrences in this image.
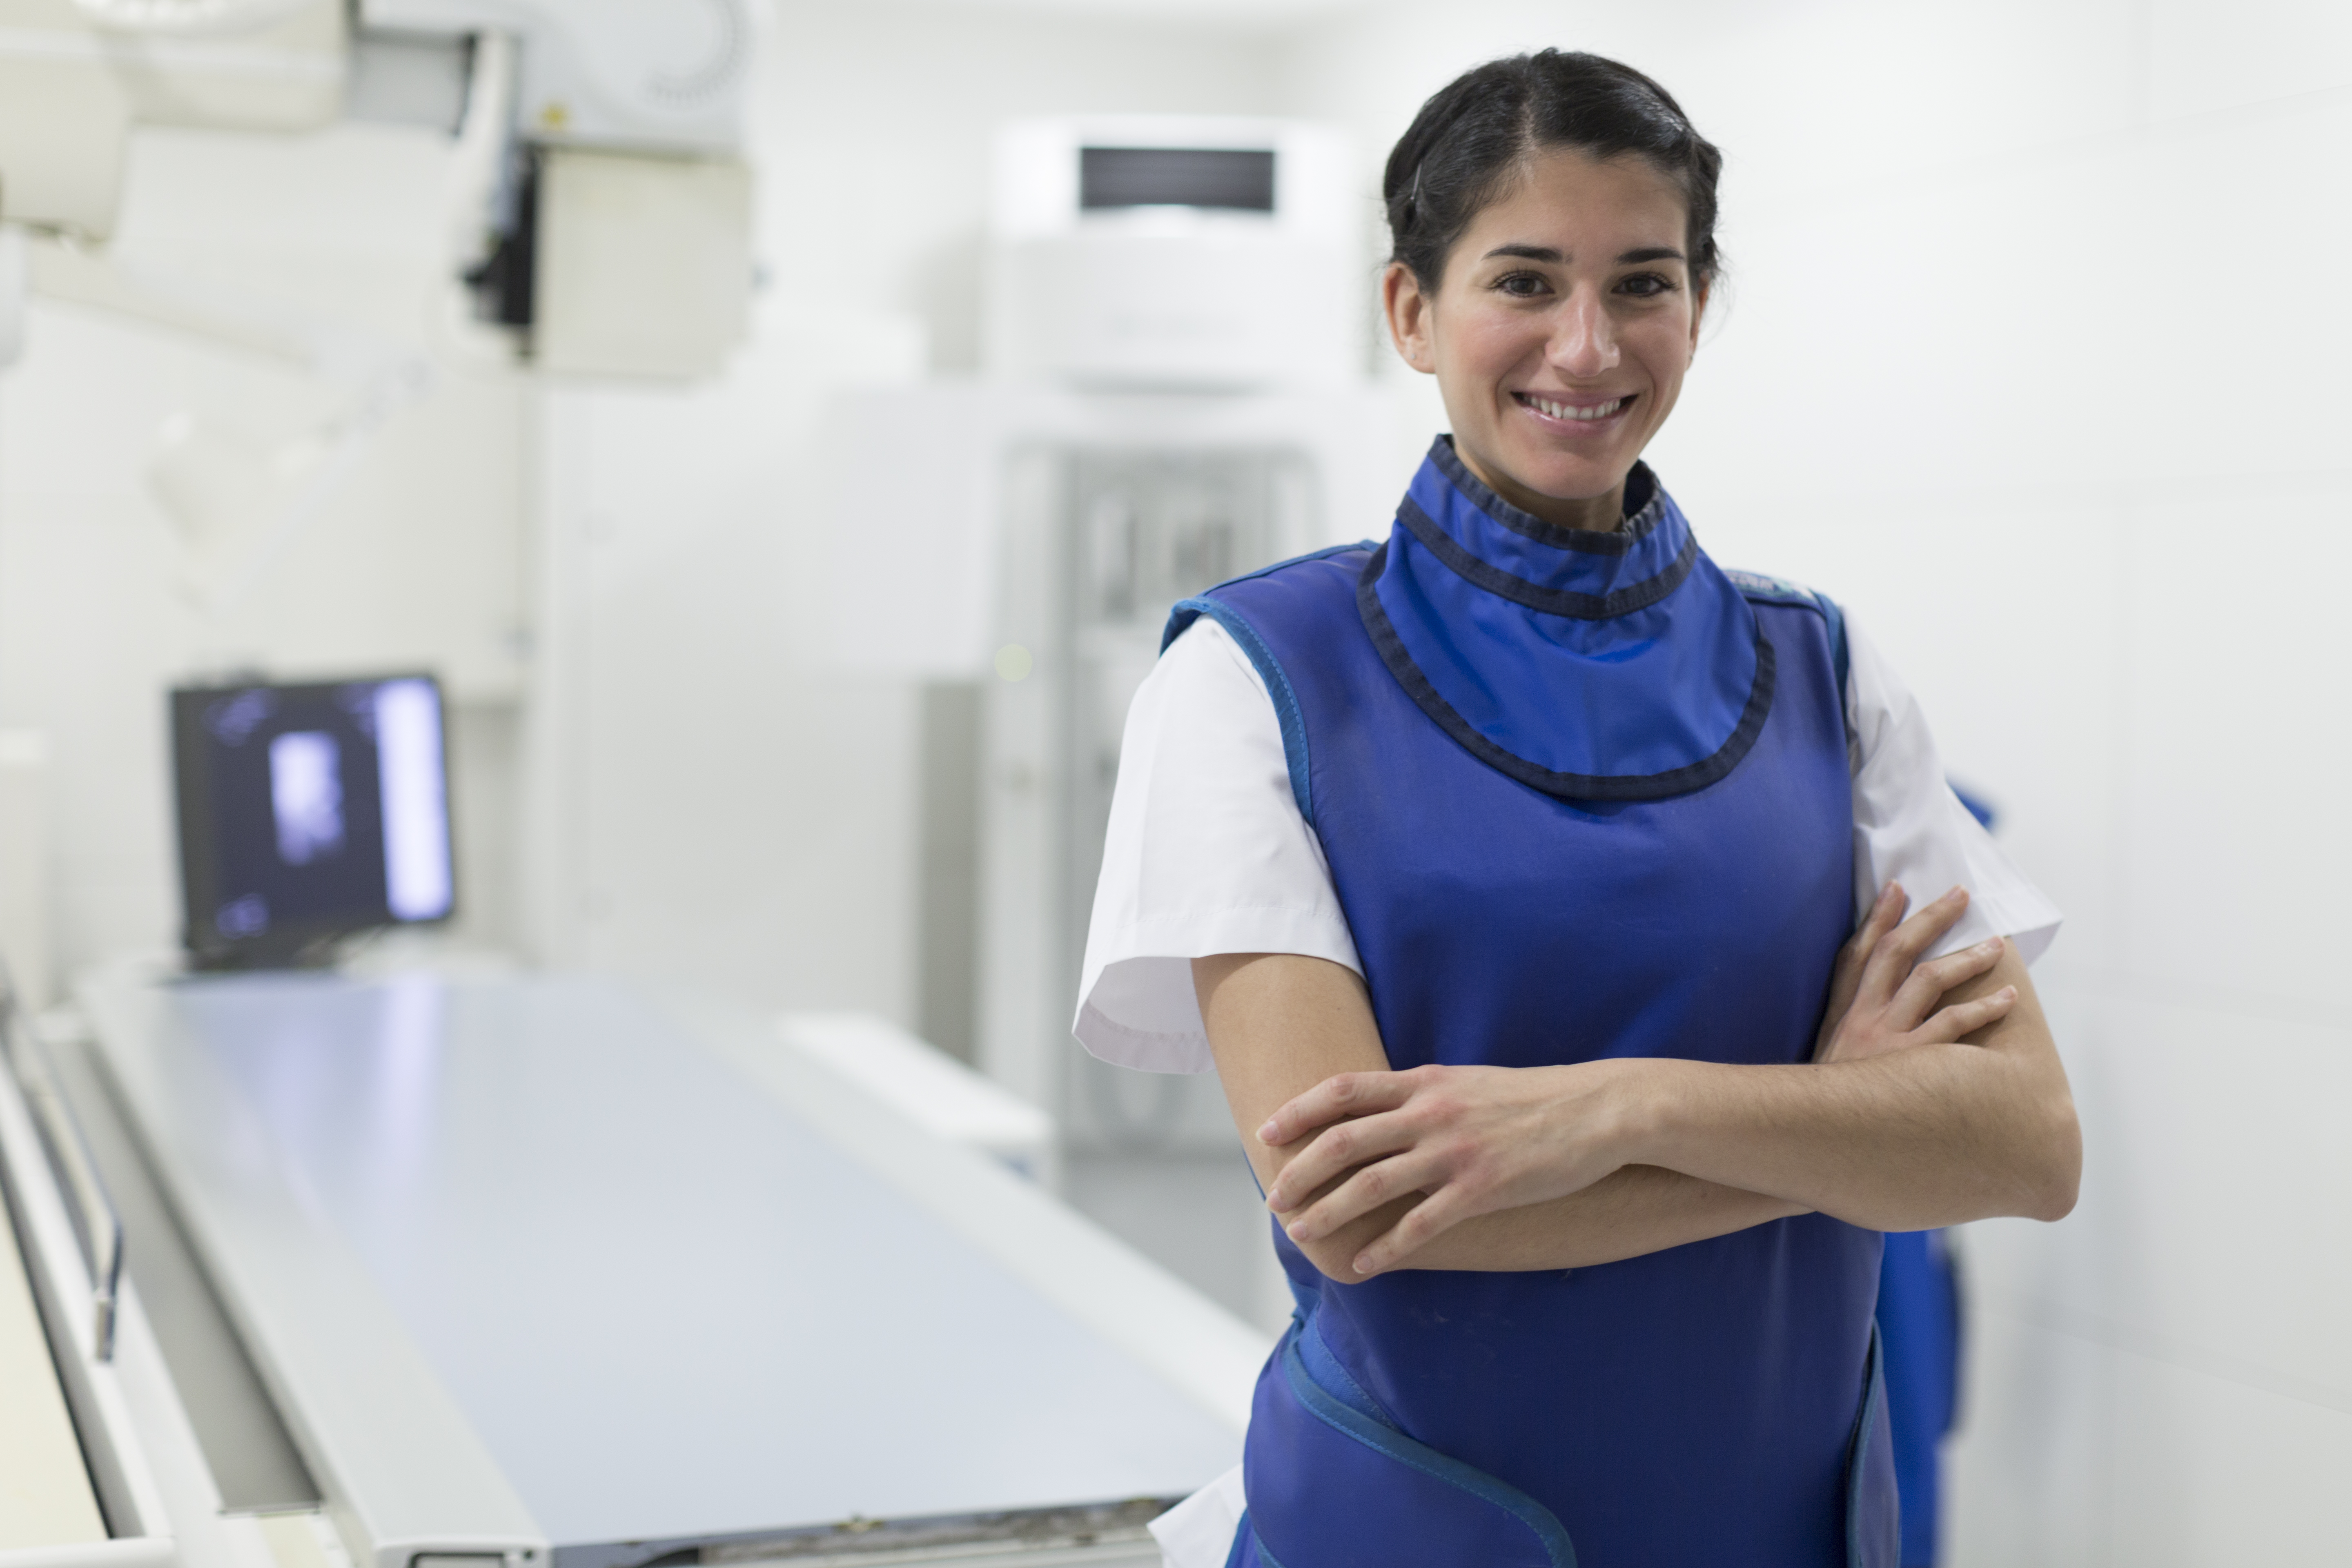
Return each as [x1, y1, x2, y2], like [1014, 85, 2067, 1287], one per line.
[1397, 496, 1699, 621]
[1356, 542, 1778, 803]
[1428, 437, 1664, 556]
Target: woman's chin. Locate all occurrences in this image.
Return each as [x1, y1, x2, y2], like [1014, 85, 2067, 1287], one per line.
[1490, 448, 1635, 515]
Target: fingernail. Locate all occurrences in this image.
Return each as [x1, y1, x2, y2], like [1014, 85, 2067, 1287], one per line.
[1257, 1121, 1278, 1141]
[1353, 1256, 1375, 1275]
[1944, 885, 1968, 903]
[1977, 938, 2000, 954]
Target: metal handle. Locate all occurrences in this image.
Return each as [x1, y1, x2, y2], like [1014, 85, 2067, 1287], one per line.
[0, 996, 125, 1361]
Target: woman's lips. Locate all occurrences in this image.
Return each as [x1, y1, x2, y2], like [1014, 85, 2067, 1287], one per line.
[1515, 391, 1635, 430]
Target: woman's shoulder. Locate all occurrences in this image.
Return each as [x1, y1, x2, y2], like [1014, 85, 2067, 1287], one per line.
[1711, 570, 1916, 763]
[1132, 615, 1281, 760]
[1720, 560, 1849, 655]
[1718, 565, 1842, 615]
[1156, 611, 1267, 694]
[1160, 540, 1379, 659]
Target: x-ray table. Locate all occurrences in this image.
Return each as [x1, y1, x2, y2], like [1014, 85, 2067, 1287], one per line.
[77, 971, 1261, 1568]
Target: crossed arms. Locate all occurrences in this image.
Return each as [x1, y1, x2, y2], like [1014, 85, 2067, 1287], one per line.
[1195, 884, 2082, 1282]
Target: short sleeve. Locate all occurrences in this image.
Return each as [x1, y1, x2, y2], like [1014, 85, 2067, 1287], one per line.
[1846, 614, 2063, 965]
[1073, 619, 1361, 1075]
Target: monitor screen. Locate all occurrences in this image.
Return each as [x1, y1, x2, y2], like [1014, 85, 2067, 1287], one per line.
[171, 674, 455, 968]
[1078, 147, 1276, 212]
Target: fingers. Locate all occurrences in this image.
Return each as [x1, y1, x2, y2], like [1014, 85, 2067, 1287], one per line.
[1915, 985, 2018, 1045]
[1350, 1186, 1477, 1276]
[1887, 936, 2005, 1027]
[1825, 884, 1904, 1020]
[1892, 886, 1971, 956]
[1858, 884, 1969, 1006]
[1857, 881, 1908, 953]
[1281, 1147, 1444, 1245]
[1815, 884, 1904, 1060]
[1264, 1110, 1417, 1213]
[1258, 1070, 1412, 1148]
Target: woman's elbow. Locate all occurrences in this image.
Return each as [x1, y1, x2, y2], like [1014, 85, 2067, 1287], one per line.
[2024, 1096, 2083, 1222]
[1298, 1235, 1368, 1283]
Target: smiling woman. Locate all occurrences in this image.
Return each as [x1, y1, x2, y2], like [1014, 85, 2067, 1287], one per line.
[1386, 152, 1702, 526]
[1071, 49, 2078, 1568]
[1381, 57, 1721, 528]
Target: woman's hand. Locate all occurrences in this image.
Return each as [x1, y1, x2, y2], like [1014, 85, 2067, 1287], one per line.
[1258, 1056, 1645, 1277]
[1813, 882, 2018, 1064]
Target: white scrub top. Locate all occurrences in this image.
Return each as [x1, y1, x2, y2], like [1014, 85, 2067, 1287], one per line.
[1078, 610, 2060, 1072]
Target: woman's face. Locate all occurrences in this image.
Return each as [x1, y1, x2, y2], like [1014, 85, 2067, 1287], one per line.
[1384, 147, 1705, 531]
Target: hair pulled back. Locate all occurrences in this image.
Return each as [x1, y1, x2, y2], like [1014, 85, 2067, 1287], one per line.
[1385, 50, 1722, 292]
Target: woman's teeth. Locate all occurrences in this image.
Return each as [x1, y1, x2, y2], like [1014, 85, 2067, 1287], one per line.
[1522, 394, 1630, 423]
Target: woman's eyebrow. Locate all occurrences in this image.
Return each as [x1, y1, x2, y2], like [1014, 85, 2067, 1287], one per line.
[1479, 243, 1688, 264]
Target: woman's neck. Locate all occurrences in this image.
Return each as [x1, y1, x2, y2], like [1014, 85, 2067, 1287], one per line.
[1451, 441, 1627, 533]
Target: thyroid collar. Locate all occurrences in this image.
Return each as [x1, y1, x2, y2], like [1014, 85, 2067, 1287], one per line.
[1356, 437, 1773, 802]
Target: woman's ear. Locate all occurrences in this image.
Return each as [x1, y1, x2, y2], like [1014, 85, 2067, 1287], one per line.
[1689, 281, 1711, 350]
[1382, 261, 1437, 374]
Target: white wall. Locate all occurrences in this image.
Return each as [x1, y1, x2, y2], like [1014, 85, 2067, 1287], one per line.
[1279, 1, 2352, 1559]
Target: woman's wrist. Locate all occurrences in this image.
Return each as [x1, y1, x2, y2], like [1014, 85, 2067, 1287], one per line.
[1590, 1056, 1698, 1176]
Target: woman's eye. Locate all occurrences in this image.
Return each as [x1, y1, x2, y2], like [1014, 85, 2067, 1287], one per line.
[1616, 273, 1676, 298]
[1494, 272, 1550, 298]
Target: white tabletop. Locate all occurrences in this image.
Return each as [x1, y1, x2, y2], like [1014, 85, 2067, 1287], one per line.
[81, 971, 1250, 1568]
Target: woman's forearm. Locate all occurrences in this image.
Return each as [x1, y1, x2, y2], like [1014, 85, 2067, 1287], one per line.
[1190, 951, 1794, 1276]
[1385, 1165, 1807, 1272]
[1266, 1103, 1806, 1275]
[1197, 945, 2077, 1281]
[1619, 947, 2079, 1229]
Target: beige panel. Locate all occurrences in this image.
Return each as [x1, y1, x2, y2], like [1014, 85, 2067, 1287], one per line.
[0, 36, 135, 236]
[535, 150, 752, 381]
[0, 1210, 106, 1551]
[255, 1511, 336, 1568]
[104, 0, 347, 132]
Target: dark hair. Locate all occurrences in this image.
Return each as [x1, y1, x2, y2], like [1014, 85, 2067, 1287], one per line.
[1384, 51, 1722, 291]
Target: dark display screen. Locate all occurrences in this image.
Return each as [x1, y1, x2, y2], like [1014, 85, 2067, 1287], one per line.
[1078, 147, 1276, 212]
[172, 675, 454, 967]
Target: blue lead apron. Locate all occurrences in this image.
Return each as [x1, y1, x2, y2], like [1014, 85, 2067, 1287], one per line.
[1167, 440, 1898, 1568]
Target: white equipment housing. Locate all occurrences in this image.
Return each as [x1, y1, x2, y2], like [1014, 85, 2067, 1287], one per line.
[359, 0, 756, 379]
[360, 0, 751, 153]
[985, 117, 1357, 391]
[0, 0, 347, 238]
[970, 116, 1382, 1150]
[973, 392, 1399, 1155]
[812, 116, 1396, 1158]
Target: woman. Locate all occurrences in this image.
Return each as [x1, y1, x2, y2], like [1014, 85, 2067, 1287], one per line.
[1076, 50, 2080, 1568]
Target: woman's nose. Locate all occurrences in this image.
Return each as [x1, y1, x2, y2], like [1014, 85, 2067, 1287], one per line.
[1549, 293, 1620, 378]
